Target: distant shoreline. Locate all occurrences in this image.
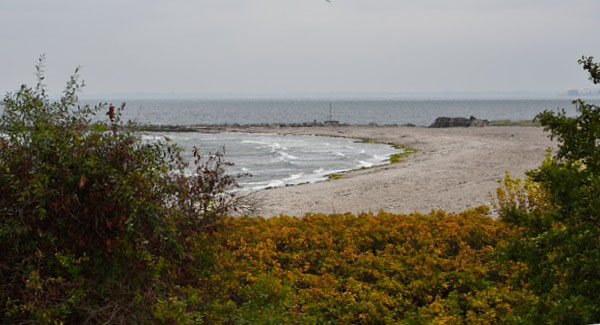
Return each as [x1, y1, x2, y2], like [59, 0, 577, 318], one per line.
[135, 118, 539, 133]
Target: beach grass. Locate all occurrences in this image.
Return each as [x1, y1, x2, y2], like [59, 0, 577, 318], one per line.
[390, 145, 418, 164]
[355, 139, 418, 164]
[328, 173, 345, 180]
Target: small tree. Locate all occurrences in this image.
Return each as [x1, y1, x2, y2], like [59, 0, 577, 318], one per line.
[499, 57, 600, 323]
[0, 56, 247, 323]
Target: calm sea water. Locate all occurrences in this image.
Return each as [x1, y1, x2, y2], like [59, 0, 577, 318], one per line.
[82, 98, 599, 127]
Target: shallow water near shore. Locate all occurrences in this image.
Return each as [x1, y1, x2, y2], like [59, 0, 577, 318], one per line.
[143, 132, 401, 190]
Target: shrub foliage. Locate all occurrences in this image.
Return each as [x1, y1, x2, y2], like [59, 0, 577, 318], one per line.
[200, 208, 535, 323]
[0, 57, 241, 323]
[496, 56, 600, 323]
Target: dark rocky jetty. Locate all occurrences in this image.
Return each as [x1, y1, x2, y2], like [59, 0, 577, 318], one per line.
[137, 122, 418, 132]
[429, 116, 490, 128]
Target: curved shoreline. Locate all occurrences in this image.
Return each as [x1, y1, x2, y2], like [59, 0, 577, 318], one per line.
[143, 129, 405, 191]
[217, 125, 555, 218]
[245, 135, 405, 191]
[144, 125, 555, 217]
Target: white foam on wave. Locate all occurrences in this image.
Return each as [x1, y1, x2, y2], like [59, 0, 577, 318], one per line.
[142, 134, 166, 141]
[242, 139, 284, 151]
[269, 142, 282, 152]
[241, 139, 269, 146]
[241, 165, 364, 191]
[266, 179, 285, 188]
[358, 160, 374, 168]
[284, 173, 304, 181]
[277, 151, 298, 160]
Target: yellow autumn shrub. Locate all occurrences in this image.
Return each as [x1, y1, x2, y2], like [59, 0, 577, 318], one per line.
[199, 207, 536, 323]
[492, 172, 553, 216]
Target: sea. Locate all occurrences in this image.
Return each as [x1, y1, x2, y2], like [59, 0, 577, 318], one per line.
[82, 97, 594, 126]
[78, 97, 600, 189]
[143, 132, 399, 191]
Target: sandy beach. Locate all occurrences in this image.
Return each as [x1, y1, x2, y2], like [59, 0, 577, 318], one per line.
[222, 126, 556, 217]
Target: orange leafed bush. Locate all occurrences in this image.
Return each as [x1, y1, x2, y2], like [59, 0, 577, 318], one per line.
[200, 207, 536, 323]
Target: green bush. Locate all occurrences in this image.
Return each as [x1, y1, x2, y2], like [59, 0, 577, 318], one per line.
[498, 56, 600, 324]
[0, 57, 242, 323]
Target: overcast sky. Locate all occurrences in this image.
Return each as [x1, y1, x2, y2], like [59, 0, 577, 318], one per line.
[1, 0, 600, 97]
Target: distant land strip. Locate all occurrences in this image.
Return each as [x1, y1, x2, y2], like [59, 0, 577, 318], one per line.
[134, 118, 538, 132]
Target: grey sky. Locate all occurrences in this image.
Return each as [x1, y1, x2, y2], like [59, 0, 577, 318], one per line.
[1, 0, 599, 97]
